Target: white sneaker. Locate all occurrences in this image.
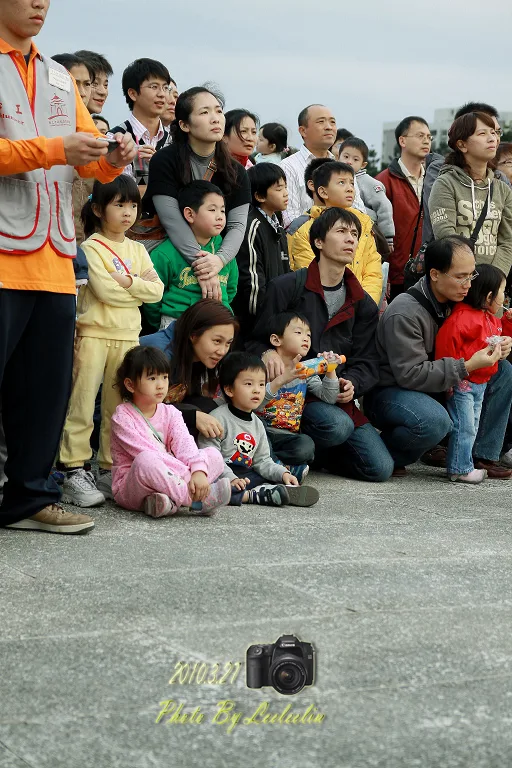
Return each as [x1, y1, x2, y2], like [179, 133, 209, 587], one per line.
[61, 468, 105, 507]
[449, 468, 487, 484]
[500, 449, 512, 468]
[96, 469, 113, 500]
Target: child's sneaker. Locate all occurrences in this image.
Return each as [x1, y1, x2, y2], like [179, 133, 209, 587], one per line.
[61, 468, 105, 508]
[286, 464, 309, 484]
[194, 477, 231, 516]
[449, 469, 487, 484]
[96, 469, 113, 500]
[50, 467, 65, 485]
[144, 493, 178, 518]
[247, 484, 290, 506]
[285, 484, 319, 506]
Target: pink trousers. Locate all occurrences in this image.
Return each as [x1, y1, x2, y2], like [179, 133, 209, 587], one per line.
[114, 448, 225, 511]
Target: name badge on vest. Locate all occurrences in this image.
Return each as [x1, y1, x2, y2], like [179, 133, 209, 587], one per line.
[48, 67, 71, 92]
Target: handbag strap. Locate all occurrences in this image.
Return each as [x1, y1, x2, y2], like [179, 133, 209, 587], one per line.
[407, 286, 444, 328]
[94, 239, 132, 274]
[130, 403, 165, 444]
[409, 184, 425, 260]
[202, 159, 217, 182]
[469, 182, 494, 246]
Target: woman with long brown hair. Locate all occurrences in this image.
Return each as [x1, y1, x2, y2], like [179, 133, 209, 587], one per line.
[429, 111, 512, 275]
[140, 299, 238, 437]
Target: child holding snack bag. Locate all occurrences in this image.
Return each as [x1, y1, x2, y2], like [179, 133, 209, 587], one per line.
[435, 264, 506, 484]
[256, 311, 345, 481]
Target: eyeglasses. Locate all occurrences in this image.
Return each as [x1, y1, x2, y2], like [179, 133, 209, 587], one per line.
[498, 158, 512, 166]
[141, 84, 172, 94]
[443, 270, 479, 286]
[403, 133, 433, 142]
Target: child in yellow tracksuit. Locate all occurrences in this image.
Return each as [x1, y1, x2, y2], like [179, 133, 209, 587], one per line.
[59, 176, 164, 507]
[289, 161, 382, 305]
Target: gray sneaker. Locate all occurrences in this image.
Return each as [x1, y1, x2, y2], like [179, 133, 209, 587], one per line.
[61, 468, 105, 508]
[96, 469, 113, 500]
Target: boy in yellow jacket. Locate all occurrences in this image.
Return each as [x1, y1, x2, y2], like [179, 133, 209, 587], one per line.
[289, 161, 383, 305]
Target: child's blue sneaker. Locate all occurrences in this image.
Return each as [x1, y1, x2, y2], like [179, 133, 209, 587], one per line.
[50, 467, 65, 485]
[287, 464, 309, 484]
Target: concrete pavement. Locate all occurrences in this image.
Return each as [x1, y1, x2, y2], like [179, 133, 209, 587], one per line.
[1, 464, 512, 767]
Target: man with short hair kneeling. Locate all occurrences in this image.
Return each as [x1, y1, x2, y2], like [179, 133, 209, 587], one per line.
[248, 207, 394, 482]
[364, 235, 512, 478]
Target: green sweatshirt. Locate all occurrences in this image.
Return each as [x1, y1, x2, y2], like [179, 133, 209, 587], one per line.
[143, 235, 239, 329]
[429, 165, 512, 275]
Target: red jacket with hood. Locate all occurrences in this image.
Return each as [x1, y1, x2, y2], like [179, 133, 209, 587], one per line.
[377, 159, 423, 286]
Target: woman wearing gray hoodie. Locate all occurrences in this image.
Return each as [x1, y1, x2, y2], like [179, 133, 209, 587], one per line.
[429, 111, 512, 276]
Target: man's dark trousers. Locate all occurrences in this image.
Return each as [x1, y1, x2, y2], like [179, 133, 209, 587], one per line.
[0, 290, 75, 525]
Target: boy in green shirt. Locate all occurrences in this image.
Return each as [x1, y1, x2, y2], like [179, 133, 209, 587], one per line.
[144, 181, 238, 328]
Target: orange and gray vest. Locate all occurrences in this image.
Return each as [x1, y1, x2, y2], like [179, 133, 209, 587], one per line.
[0, 52, 77, 257]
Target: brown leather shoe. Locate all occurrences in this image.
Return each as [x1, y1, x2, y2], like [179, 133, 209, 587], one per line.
[421, 445, 447, 468]
[6, 504, 94, 534]
[473, 459, 512, 479]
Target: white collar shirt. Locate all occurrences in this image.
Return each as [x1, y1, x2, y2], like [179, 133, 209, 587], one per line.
[398, 157, 425, 201]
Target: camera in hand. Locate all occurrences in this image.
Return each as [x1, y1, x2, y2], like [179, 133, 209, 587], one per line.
[246, 634, 315, 695]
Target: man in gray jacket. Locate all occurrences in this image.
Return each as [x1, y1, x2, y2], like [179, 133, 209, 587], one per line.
[364, 235, 512, 477]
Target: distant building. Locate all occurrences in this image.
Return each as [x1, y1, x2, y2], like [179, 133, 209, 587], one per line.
[381, 108, 512, 166]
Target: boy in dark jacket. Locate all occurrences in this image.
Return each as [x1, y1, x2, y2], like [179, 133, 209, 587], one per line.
[248, 207, 393, 483]
[233, 164, 290, 338]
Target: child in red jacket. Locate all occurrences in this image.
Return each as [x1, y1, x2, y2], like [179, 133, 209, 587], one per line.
[435, 264, 507, 484]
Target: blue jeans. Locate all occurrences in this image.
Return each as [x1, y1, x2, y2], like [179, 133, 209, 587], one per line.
[264, 424, 315, 465]
[364, 387, 452, 467]
[473, 360, 512, 461]
[364, 360, 512, 467]
[301, 401, 394, 482]
[446, 381, 486, 475]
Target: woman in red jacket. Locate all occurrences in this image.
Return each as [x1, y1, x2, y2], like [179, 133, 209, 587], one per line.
[435, 264, 506, 483]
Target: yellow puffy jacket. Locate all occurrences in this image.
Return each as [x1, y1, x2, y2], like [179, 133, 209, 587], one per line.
[289, 205, 383, 305]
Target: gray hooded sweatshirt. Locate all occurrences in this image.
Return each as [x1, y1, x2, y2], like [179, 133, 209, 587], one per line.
[429, 165, 512, 275]
[355, 170, 395, 241]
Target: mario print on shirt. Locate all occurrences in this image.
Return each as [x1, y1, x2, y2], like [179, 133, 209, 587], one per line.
[230, 432, 256, 467]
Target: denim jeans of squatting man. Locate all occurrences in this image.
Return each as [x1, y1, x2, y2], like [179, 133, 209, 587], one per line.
[300, 401, 394, 482]
[446, 380, 487, 475]
[363, 360, 512, 467]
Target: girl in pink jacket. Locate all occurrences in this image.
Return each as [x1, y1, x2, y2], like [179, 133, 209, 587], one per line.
[111, 346, 230, 517]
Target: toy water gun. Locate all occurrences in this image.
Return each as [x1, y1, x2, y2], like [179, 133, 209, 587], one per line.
[296, 355, 346, 378]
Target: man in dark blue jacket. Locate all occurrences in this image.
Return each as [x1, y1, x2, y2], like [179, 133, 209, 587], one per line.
[248, 207, 393, 482]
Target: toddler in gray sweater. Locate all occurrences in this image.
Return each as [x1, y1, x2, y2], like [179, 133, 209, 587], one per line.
[199, 352, 319, 507]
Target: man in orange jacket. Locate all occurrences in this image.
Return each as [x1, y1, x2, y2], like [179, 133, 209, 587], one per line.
[0, 0, 136, 534]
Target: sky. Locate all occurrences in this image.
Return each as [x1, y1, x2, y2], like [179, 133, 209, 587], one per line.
[38, 0, 512, 160]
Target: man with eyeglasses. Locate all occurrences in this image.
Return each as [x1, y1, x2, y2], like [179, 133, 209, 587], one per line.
[110, 58, 172, 194]
[364, 235, 512, 479]
[377, 116, 432, 301]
